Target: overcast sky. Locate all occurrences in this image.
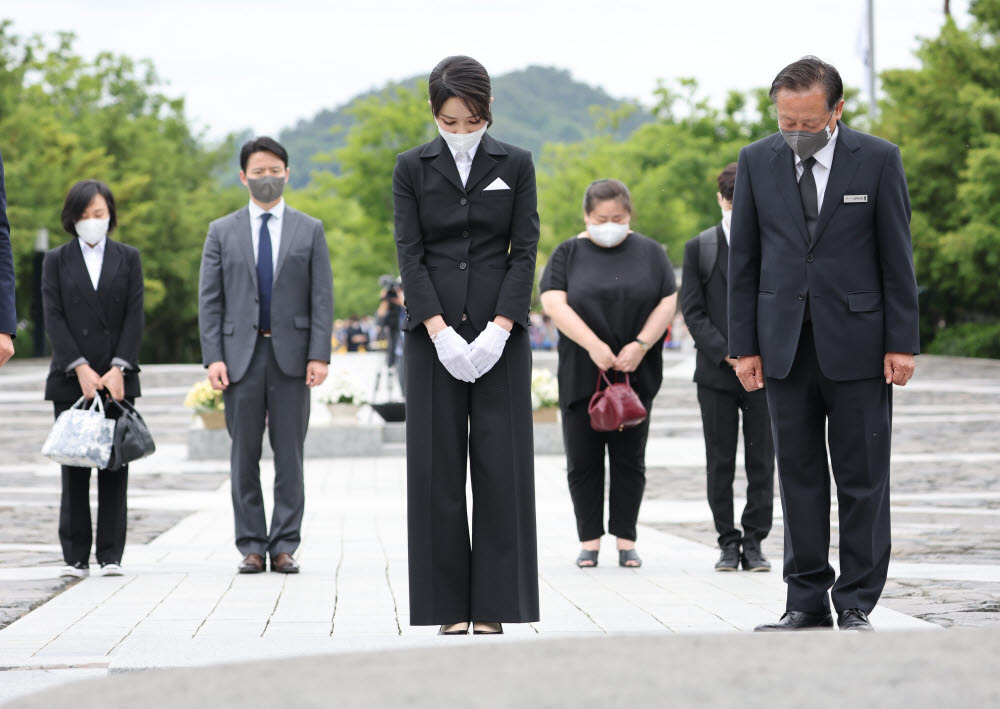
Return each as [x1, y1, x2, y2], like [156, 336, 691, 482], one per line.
[5, 0, 972, 141]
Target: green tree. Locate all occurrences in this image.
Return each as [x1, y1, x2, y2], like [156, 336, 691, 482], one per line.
[1, 24, 243, 363]
[879, 0, 1000, 347]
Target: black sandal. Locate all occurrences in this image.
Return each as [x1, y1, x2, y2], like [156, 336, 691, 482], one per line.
[473, 623, 503, 635]
[619, 549, 642, 568]
[438, 623, 469, 635]
[576, 549, 599, 568]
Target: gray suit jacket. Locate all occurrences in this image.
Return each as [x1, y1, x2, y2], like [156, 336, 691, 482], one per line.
[198, 204, 334, 383]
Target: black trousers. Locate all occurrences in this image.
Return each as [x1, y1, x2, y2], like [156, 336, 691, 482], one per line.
[404, 323, 539, 626]
[696, 384, 774, 549]
[765, 322, 892, 614]
[53, 398, 131, 567]
[561, 398, 652, 543]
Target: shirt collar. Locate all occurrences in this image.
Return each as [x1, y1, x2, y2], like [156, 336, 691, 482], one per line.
[78, 237, 106, 257]
[721, 219, 731, 244]
[248, 197, 285, 221]
[794, 124, 839, 171]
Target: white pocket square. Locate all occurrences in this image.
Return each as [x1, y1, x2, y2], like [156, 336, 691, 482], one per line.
[484, 177, 511, 191]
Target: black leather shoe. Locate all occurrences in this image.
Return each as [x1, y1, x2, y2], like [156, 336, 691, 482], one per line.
[754, 611, 834, 632]
[838, 609, 874, 631]
[741, 545, 771, 572]
[715, 543, 740, 571]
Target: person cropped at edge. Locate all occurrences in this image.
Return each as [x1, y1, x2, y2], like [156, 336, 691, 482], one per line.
[540, 179, 677, 570]
[393, 55, 540, 636]
[0, 149, 14, 368]
[198, 137, 334, 575]
[728, 57, 919, 632]
[680, 163, 775, 573]
[42, 180, 144, 579]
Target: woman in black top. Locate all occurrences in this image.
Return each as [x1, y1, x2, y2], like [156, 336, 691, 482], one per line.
[42, 180, 144, 579]
[393, 56, 539, 635]
[540, 179, 676, 568]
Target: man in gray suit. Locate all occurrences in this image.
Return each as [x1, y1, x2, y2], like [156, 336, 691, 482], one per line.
[199, 137, 333, 574]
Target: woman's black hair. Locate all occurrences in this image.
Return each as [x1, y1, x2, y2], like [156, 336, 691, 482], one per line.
[428, 55, 493, 126]
[61, 180, 117, 237]
[583, 179, 633, 216]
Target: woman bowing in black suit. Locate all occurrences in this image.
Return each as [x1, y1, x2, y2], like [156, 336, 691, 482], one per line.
[393, 55, 540, 636]
[42, 180, 144, 578]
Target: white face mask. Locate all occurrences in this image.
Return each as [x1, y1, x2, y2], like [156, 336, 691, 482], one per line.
[587, 221, 630, 248]
[76, 218, 110, 247]
[437, 121, 487, 154]
[721, 207, 732, 228]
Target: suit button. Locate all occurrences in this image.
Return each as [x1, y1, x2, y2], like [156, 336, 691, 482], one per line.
[459, 262, 467, 270]
[460, 198, 468, 206]
[806, 254, 815, 263]
[798, 292, 806, 300]
[462, 230, 470, 238]
[104, 329, 110, 335]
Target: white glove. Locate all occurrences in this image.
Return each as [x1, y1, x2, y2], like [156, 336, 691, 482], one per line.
[432, 327, 479, 383]
[469, 321, 511, 377]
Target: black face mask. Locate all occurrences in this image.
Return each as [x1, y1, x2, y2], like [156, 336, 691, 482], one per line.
[247, 175, 286, 203]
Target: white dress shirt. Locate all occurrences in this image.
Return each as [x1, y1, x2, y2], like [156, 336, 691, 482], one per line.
[793, 125, 839, 211]
[248, 198, 285, 270]
[79, 237, 105, 290]
[721, 217, 731, 245]
[446, 138, 482, 187]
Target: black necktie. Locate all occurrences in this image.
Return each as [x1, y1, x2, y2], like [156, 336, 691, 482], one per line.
[799, 156, 819, 240]
[258, 213, 273, 331]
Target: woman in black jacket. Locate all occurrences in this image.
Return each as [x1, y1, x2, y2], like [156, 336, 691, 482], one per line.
[42, 180, 144, 579]
[393, 56, 539, 635]
[540, 179, 677, 569]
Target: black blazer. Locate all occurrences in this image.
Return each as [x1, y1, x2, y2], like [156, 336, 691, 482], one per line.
[42, 238, 144, 402]
[681, 224, 741, 392]
[728, 122, 920, 381]
[392, 132, 539, 333]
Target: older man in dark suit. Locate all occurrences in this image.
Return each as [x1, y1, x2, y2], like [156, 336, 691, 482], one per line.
[0, 150, 15, 367]
[728, 57, 919, 632]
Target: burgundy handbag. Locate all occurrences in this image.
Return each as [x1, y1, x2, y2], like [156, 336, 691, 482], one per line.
[587, 371, 648, 432]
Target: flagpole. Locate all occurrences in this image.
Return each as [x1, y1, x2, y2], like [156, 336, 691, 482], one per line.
[867, 0, 878, 119]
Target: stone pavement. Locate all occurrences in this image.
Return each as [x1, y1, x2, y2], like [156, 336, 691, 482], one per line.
[2, 351, 999, 705]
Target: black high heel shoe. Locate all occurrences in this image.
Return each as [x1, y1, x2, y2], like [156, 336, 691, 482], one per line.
[438, 623, 470, 635]
[473, 622, 503, 635]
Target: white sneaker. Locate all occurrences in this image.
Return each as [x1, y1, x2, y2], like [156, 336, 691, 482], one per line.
[59, 563, 90, 578]
[100, 563, 124, 577]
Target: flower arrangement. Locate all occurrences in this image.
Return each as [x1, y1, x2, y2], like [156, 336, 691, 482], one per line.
[530, 369, 559, 411]
[314, 369, 367, 406]
[184, 379, 224, 412]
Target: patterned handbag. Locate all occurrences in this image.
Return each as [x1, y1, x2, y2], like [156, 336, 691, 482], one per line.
[41, 396, 116, 469]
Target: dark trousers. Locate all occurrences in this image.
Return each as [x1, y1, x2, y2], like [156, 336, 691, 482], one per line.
[696, 384, 774, 549]
[561, 399, 652, 543]
[404, 323, 539, 626]
[223, 335, 309, 558]
[765, 322, 892, 614]
[53, 398, 130, 567]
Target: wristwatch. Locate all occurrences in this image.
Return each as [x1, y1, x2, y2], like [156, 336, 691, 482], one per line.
[635, 338, 650, 353]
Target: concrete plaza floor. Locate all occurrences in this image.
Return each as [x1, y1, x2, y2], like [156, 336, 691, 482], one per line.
[1, 351, 998, 705]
